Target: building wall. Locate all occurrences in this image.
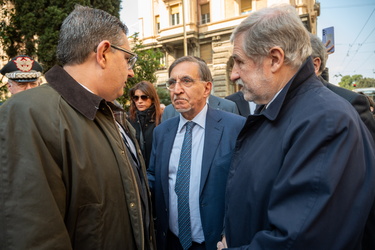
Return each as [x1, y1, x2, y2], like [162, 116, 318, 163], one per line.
[136, 0, 319, 97]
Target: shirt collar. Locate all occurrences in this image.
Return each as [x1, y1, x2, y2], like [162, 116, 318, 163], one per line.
[178, 104, 207, 132]
[265, 88, 283, 110]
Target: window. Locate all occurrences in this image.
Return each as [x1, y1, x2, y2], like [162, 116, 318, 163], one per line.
[201, 3, 210, 24]
[155, 15, 160, 33]
[200, 43, 212, 64]
[170, 5, 180, 26]
[241, 0, 252, 14]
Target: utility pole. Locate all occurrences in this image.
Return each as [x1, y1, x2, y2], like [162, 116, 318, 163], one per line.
[182, 0, 187, 56]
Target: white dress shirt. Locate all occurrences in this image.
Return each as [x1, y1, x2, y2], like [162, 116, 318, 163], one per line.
[168, 104, 207, 243]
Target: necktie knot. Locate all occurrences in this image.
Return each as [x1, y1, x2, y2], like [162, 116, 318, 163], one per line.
[185, 121, 196, 132]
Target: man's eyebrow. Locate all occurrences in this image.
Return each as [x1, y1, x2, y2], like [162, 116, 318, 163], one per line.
[169, 75, 193, 79]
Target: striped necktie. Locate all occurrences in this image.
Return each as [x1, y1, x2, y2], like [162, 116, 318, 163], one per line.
[175, 121, 196, 250]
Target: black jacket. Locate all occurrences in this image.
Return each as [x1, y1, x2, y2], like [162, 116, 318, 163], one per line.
[129, 105, 157, 168]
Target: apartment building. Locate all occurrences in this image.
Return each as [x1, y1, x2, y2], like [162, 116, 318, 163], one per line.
[136, 0, 320, 96]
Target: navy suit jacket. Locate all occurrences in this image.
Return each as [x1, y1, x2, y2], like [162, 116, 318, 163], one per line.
[225, 91, 250, 117]
[148, 108, 245, 250]
[161, 95, 239, 121]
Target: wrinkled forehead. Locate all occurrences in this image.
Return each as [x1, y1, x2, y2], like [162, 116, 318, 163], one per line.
[170, 61, 200, 78]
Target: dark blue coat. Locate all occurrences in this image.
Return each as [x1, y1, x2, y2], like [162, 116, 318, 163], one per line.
[224, 58, 375, 249]
[148, 108, 245, 250]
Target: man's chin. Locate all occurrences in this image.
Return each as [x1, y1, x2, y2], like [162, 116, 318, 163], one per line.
[175, 107, 192, 113]
[243, 90, 255, 102]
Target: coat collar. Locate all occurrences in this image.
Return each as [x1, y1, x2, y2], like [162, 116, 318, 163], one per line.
[45, 65, 104, 120]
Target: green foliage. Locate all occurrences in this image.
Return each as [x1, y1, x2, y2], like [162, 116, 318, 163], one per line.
[157, 87, 171, 106]
[0, 0, 121, 71]
[116, 33, 164, 108]
[0, 0, 121, 99]
[338, 74, 375, 90]
[0, 83, 9, 103]
[356, 77, 375, 88]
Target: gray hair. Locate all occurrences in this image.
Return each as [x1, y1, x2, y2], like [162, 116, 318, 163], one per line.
[168, 56, 213, 82]
[57, 5, 128, 66]
[309, 33, 327, 74]
[230, 4, 312, 69]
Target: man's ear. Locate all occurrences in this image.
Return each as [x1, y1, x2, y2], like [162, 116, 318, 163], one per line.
[312, 57, 321, 75]
[269, 47, 284, 73]
[204, 81, 213, 97]
[96, 40, 111, 69]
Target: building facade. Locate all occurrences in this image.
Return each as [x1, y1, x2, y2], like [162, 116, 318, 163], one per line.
[135, 0, 320, 97]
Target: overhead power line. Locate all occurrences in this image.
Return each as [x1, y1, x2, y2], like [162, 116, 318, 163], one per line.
[341, 8, 375, 73]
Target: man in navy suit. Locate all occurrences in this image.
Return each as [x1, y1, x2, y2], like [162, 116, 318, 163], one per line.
[148, 56, 245, 250]
[162, 94, 239, 121]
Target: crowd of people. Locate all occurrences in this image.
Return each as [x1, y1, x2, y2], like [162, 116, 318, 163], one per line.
[0, 3, 374, 250]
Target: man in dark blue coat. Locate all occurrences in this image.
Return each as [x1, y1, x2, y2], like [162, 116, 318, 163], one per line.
[217, 4, 375, 250]
[148, 56, 245, 250]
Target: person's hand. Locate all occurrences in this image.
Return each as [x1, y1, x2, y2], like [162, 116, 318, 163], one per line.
[324, 40, 334, 55]
[217, 236, 228, 249]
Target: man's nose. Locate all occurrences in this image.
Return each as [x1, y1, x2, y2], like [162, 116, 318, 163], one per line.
[173, 81, 185, 94]
[230, 70, 240, 82]
[128, 68, 135, 78]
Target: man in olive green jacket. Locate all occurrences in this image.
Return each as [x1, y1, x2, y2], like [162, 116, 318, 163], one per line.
[0, 5, 155, 250]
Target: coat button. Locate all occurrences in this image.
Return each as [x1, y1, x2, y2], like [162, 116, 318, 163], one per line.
[121, 151, 125, 155]
[130, 202, 135, 208]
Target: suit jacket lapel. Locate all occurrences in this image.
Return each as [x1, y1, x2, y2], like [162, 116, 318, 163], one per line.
[161, 118, 179, 207]
[200, 109, 223, 195]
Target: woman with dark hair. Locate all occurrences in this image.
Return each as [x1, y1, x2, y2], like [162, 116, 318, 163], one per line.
[129, 81, 162, 168]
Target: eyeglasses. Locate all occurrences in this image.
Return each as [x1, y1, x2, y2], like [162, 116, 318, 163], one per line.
[132, 95, 149, 101]
[165, 76, 202, 91]
[110, 44, 138, 70]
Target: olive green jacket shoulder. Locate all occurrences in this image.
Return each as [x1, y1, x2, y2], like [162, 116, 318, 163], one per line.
[0, 66, 155, 250]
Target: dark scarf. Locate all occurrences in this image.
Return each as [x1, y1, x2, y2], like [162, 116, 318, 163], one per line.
[136, 104, 155, 127]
